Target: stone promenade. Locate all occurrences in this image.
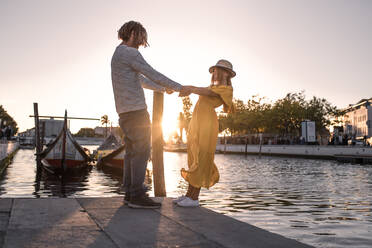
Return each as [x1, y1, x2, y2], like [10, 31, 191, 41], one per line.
[0, 197, 313, 248]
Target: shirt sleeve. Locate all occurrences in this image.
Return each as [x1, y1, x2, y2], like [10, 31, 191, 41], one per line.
[129, 51, 183, 91]
[210, 86, 234, 112]
[139, 75, 166, 92]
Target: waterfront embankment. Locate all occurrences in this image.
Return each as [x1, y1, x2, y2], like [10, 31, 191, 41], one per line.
[0, 197, 313, 248]
[44, 137, 104, 146]
[166, 143, 372, 161]
[0, 141, 19, 175]
[215, 144, 372, 161]
[75, 137, 105, 145]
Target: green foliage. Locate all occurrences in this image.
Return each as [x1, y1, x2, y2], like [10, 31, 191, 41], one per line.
[219, 96, 272, 135]
[0, 105, 18, 134]
[100, 115, 109, 138]
[100, 115, 109, 126]
[218, 92, 341, 136]
[271, 92, 306, 136]
[181, 96, 193, 132]
[177, 112, 186, 140]
[74, 128, 97, 137]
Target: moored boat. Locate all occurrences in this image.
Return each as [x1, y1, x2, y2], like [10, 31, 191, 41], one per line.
[39, 111, 91, 174]
[96, 134, 125, 170]
[19, 136, 35, 149]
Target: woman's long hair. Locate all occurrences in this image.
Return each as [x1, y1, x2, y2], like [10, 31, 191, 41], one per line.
[210, 67, 234, 113]
[210, 67, 232, 86]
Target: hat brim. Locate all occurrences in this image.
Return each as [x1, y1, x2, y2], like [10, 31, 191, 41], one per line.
[209, 65, 236, 77]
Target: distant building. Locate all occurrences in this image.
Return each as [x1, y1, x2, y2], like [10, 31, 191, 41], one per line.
[18, 128, 35, 137]
[94, 127, 106, 136]
[39, 119, 64, 137]
[18, 119, 65, 138]
[343, 98, 372, 139]
[94, 126, 122, 140]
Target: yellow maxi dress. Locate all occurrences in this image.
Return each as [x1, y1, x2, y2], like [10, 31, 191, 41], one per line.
[181, 85, 233, 189]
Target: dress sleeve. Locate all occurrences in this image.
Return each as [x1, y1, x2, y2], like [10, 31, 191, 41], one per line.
[210, 86, 233, 112]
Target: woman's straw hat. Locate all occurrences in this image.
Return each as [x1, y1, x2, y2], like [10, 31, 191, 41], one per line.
[209, 59, 236, 77]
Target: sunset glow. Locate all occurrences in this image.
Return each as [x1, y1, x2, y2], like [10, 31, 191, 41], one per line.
[1, 2, 372, 247]
[162, 116, 178, 142]
[1, 1, 371, 134]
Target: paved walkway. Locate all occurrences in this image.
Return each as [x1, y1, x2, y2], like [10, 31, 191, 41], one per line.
[0, 142, 18, 162]
[0, 197, 313, 248]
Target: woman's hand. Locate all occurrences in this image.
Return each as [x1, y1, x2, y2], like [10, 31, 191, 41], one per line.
[179, 86, 193, 97]
[178, 85, 219, 97]
[185, 86, 219, 97]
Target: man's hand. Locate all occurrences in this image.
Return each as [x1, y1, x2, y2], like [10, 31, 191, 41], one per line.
[179, 86, 192, 97]
[165, 89, 174, 94]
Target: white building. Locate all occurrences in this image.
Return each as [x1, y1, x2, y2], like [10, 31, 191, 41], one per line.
[39, 119, 64, 137]
[18, 128, 35, 137]
[343, 98, 372, 139]
[94, 126, 121, 138]
[18, 119, 65, 138]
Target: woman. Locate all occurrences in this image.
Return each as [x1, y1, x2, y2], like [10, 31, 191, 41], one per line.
[175, 59, 235, 207]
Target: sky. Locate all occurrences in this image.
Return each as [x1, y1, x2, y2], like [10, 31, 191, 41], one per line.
[0, 0, 371, 136]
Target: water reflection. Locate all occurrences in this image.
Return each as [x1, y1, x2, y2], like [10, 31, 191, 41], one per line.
[97, 164, 153, 194]
[159, 153, 372, 248]
[0, 149, 372, 248]
[34, 168, 91, 198]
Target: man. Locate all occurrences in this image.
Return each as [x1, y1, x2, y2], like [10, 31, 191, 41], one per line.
[111, 21, 190, 208]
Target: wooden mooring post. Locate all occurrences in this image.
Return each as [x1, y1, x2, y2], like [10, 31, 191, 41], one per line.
[33, 103, 42, 169]
[151, 92, 166, 197]
[40, 122, 45, 146]
[61, 110, 68, 173]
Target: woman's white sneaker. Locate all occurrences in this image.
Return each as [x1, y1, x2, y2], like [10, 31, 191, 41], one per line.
[177, 197, 199, 207]
[172, 195, 187, 204]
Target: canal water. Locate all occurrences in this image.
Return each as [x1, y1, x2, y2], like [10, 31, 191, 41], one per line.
[0, 147, 371, 248]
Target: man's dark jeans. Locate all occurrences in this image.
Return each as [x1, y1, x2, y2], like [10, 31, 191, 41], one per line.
[119, 109, 151, 197]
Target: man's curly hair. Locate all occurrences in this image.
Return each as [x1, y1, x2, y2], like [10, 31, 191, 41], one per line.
[118, 21, 149, 47]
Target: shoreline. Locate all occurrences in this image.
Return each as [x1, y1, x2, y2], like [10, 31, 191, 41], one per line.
[165, 144, 372, 163]
[0, 141, 19, 175]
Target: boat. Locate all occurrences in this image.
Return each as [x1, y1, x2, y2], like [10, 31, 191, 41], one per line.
[95, 135, 154, 182]
[39, 111, 91, 174]
[19, 136, 35, 149]
[96, 134, 125, 170]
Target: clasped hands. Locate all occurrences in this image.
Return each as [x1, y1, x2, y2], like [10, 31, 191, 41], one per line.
[164, 86, 193, 97]
[178, 86, 194, 97]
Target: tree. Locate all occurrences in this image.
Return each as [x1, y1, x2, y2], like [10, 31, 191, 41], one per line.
[177, 112, 186, 141]
[271, 92, 306, 136]
[219, 99, 247, 135]
[244, 96, 272, 134]
[100, 115, 109, 138]
[74, 128, 96, 137]
[0, 105, 18, 134]
[217, 92, 341, 138]
[219, 96, 272, 136]
[304, 96, 342, 135]
[181, 96, 193, 134]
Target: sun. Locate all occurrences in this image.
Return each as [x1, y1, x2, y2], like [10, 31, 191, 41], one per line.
[162, 115, 179, 142]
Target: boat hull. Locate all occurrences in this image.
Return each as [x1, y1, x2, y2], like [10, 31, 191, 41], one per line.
[99, 158, 123, 170]
[41, 159, 90, 174]
[97, 145, 125, 171]
[39, 124, 91, 175]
